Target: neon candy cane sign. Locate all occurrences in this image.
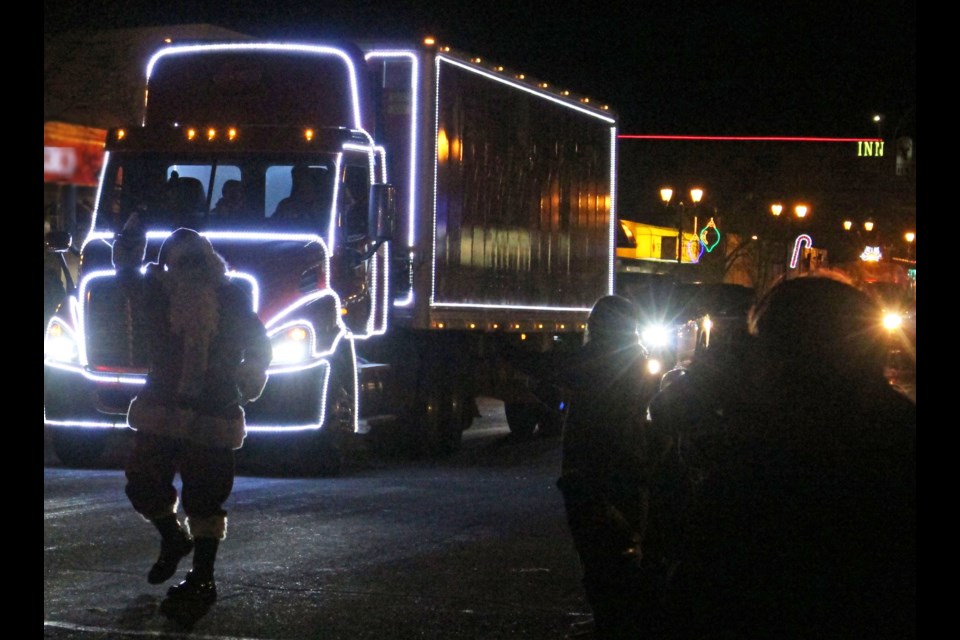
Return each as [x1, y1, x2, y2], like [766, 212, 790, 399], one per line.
[790, 234, 813, 269]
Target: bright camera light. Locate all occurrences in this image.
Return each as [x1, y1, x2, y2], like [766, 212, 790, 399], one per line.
[641, 324, 671, 348]
[646, 358, 663, 376]
[882, 311, 903, 331]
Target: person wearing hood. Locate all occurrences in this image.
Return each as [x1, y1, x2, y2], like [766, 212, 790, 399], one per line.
[112, 218, 272, 605]
[553, 294, 662, 639]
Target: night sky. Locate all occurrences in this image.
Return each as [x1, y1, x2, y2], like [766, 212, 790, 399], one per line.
[44, 0, 914, 139]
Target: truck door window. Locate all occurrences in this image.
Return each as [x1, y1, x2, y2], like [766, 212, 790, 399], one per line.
[267, 164, 333, 229]
[340, 164, 370, 240]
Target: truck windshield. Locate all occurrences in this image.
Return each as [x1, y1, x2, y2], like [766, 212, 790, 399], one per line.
[96, 152, 341, 234]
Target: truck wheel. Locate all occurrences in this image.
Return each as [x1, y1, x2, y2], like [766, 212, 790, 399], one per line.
[296, 346, 356, 477]
[504, 402, 539, 437]
[51, 429, 108, 468]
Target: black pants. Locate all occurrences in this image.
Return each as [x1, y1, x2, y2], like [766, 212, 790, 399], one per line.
[561, 494, 649, 639]
[125, 431, 235, 539]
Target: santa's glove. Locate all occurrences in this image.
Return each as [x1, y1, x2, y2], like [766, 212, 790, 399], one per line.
[237, 363, 268, 404]
[112, 213, 147, 269]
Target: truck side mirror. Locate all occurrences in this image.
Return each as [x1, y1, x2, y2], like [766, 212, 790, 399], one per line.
[45, 230, 73, 253]
[368, 184, 396, 242]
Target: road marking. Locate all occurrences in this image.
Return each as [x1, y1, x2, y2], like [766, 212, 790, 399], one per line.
[44, 620, 273, 639]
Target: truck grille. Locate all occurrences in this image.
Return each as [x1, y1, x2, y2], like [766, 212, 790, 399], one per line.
[83, 278, 150, 371]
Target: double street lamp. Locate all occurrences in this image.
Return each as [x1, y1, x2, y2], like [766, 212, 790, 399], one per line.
[842, 218, 883, 262]
[768, 202, 813, 273]
[771, 203, 809, 219]
[661, 186, 704, 264]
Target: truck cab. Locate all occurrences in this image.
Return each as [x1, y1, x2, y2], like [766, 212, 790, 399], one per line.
[44, 43, 397, 473]
[45, 39, 620, 470]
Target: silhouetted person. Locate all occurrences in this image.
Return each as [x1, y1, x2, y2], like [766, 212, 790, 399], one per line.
[551, 294, 662, 639]
[159, 172, 207, 229]
[646, 272, 916, 640]
[211, 179, 244, 218]
[273, 165, 328, 223]
[112, 221, 272, 607]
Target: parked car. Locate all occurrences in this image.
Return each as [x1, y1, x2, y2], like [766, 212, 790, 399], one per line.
[618, 275, 755, 370]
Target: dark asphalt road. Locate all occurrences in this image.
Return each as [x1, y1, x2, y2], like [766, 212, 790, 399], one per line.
[45, 398, 593, 640]
[45, 370, 915, 639]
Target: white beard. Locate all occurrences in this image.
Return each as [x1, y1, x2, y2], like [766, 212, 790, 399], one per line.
[164, 267, 221, 399]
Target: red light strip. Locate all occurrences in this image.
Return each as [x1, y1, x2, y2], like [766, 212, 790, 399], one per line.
[618, 134, 882, 143]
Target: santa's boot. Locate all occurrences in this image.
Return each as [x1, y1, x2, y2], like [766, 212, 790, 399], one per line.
[167, 537, 218, 604]
[147, 514, 193, 585]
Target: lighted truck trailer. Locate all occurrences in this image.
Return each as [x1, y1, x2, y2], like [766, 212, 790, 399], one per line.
[43, 39, 618, 472]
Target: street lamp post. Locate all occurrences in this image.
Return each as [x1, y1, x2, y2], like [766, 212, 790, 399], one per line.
[661, 186, 704, 265]
[767, 201, 811, 279]
[841, 218, 882, 263]
[660, 187, 679, 264]
[904, 232, 915, 259]
[690, 188, 704, 252]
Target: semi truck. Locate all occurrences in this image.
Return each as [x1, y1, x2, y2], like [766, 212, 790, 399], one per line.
[43, 38, 619, 473]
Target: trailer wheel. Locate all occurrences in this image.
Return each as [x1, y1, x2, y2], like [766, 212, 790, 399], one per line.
[51, 428, 109, 468]
[415, 384, 467, 457]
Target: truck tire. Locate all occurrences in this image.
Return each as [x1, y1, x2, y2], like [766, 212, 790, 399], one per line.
[292, 344, 356, 477]
[504, 402, 540, 437]
[51, 428, 108, 468]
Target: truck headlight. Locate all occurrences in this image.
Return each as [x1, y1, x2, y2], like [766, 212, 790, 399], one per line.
[641, 324, 671, 349]
[269, 323, 316, 365]
[44, 318, 79, 364]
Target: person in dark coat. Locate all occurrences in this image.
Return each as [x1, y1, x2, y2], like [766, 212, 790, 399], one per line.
[646, 272, 916, 640]
[112, 220, 272, 604]
[551, 294, 662, 639]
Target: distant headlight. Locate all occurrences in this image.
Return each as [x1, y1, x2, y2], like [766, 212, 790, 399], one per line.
[882, 311, 903, 331]
[44, 318, 79, 363]
[641, 324, 671, 349]
[268, 323, 316, 365]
